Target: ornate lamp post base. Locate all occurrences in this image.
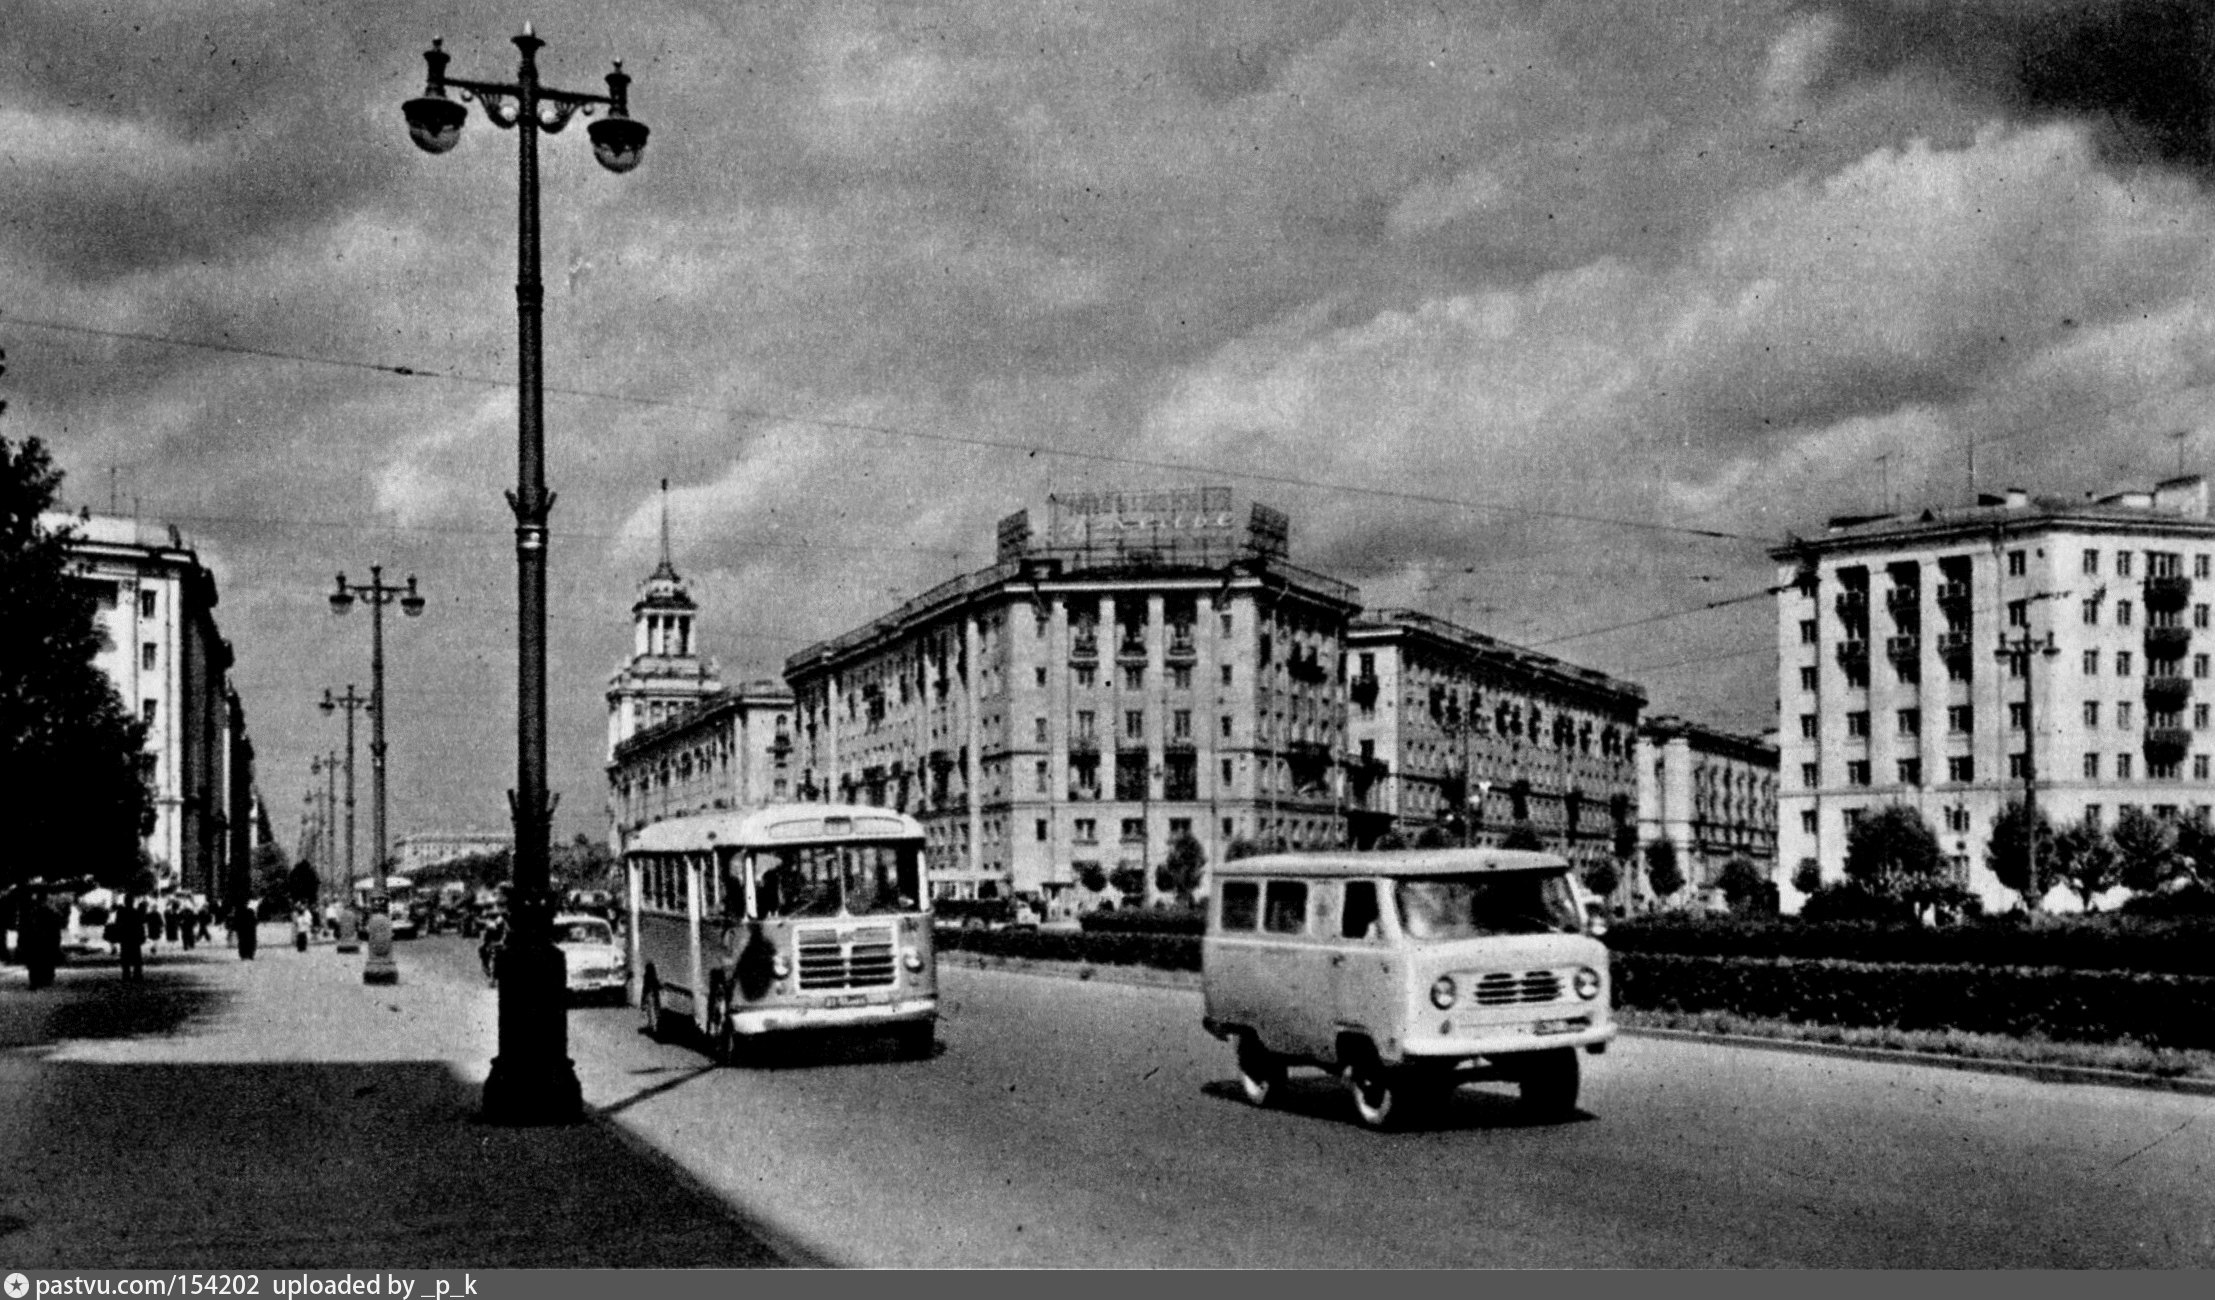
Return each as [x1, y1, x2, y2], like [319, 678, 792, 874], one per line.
[362, 907, 398, 985]
[481, 933, 582, 1125]
[335, 909, 361, 954]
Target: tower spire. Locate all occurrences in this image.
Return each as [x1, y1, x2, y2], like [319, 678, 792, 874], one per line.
[651, 477, 678, 582]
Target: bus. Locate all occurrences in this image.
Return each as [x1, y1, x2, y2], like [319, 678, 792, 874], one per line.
[626, 804, 936, 1064]
[351, 875, 419, 939]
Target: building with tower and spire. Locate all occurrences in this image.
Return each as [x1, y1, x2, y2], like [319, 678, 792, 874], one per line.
[605, 482, 795, 851]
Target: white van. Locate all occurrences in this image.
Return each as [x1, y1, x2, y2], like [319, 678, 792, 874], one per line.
[1201, 848, 1615, 1129]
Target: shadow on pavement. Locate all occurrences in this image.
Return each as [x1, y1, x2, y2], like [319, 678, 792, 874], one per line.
[0, 1057, 823, 1268]
[0, 959, 234, 1050]
[1199, 1076, 1594, 1133]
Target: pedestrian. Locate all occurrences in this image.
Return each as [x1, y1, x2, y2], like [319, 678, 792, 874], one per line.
[24, 886, 62, 989]
[198, 903, 213, 943]
[164, 902, 181, 944]
[291, 904, 312, 953]
[116, 895, 146, 982]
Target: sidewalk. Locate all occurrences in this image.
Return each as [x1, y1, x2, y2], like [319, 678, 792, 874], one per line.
[0, 929, 804, 1269]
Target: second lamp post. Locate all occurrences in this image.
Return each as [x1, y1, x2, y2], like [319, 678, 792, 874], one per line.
[330, 566, 425, 984]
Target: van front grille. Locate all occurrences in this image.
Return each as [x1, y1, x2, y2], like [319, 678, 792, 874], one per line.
[796, 925, 897, 990]
[1473, 970, 1563, 1006]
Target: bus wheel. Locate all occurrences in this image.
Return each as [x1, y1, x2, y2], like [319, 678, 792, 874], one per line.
[706, 984, 740, 1066]
[640, 977, 665, 1041]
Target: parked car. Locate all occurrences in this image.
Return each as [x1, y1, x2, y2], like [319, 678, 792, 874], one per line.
[565, 888, 615, 919]
[551, 912, 627, 1003]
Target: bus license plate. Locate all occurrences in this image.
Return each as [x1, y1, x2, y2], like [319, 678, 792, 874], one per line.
[825, 994, 864, 1008]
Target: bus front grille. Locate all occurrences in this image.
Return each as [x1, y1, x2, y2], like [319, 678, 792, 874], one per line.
[1473, 970, 1563, 1006]
[796, 925, 897, 990]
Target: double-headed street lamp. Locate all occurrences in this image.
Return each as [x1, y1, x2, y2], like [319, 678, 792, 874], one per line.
[320, 687, 369, 954]
[330, 567, 425, 984]
[402, 27, 648, 1125]
[1996, 620, 2063, 906]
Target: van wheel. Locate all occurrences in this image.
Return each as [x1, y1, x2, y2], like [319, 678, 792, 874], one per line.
[1235, 1033, 1284, 1108]
[1345, 1055, 1407, 1130]
[640, 977, 665, 1041]
[1517, 1048, 1580, 1120]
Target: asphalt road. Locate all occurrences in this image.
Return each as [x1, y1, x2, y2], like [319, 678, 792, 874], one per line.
[408, 934, 2215, 1267]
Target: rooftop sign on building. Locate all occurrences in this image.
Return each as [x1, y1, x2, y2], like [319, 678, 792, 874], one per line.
[996, 487, 1288, 568]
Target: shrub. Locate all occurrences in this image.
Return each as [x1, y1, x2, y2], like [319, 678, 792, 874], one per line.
[1080, 905, 1205, 936]
[1604, 912, 2215, 978]
[938, 925, 1199, 971]
[1798, 880, 1915, 925]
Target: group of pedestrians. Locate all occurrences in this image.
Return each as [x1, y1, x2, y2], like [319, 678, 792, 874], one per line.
[105, 894, 215, 981]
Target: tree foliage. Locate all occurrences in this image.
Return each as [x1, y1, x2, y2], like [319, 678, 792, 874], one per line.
[1154, 831, 1206, 903]
[0, 435, 154, 892]
[2109, 806, 2178, 895]
[1844, 805, 1966, 920]
[1986, 800, 2055, 910]
[1107, 865, 1146, 900]
[2171, 814, 2215, 894]
[1644, 838, 1684, 900]
[2049, 818, 2124, 913]
[1498, 822, 1545, 851]
[1715, 857, 1776, 915]
[1581, 858, 1620, 902]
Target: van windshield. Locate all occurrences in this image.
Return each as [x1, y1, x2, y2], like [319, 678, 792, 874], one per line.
[1394, 871, 1583, 940]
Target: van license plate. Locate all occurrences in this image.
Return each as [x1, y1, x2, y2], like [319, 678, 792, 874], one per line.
[825, 994, 864, 1008]
[1531, 1018, 1581, 1036]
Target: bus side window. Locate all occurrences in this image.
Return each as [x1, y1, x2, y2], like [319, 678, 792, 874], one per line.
[1262, 881, 1308, 935]
[1218, 880, 1259, 931]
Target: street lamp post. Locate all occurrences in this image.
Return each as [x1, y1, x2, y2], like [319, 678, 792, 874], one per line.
[1995, 626, 2063, 906]
[321, 686, 370, 954]
[330, 568, 425, 984]
[324, 748, 340, 902]
[402, 26, 648, 1125]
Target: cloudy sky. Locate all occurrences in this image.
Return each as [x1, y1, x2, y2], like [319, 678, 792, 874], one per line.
[8, 0, 2215, 854]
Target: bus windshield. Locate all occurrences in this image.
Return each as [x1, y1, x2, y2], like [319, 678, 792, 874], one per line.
[1394, 871, 1583, 940]
[749, 843, 921, 919]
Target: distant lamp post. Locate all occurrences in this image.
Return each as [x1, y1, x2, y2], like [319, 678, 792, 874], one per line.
[1995, 626, 2062, 904]
[1472, 778, 1493, 846]
[403, 26, 649, 1125]
[320, 686, 369, 954]
[330, 567, 426, 985]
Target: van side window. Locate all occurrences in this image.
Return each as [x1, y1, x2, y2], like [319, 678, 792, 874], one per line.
[1219, 880, 1260, 932]
[1263, 880, 1308, 935]
[1341, 880, 1380, 940]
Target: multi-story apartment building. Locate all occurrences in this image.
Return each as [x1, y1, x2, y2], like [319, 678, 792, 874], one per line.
[46, 510, 255, 899]
[607, 679, 797, 841]
[783, 489, 1360, 911]
[1635, 716, 1778, 904]
[393, 830, 514, 877]
[1343, 611, 1645, 880]
[1774, 476, 2215, 912]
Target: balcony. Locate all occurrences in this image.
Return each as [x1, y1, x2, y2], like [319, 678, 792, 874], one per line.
[1165, 632, 1197, 661]
[1349, 675, 1380, 707]
[1835, 639, 1869, 668]
[1069, 633, 1098, 660]
[1835, 590, 1868, 620]
[1116, 636, 1149, 661]
[2146, 625, 2192, 658]
[2144, 727, 2193, 767]
[1936, 581, 1972, 607]
[2145, 574, 2193, 610]
[2144, 674, 2193, 712]
[1885, 635, 1921, 662]
[1935, 629, 1974, 658]
[1066, 735, 1099, 757]
[1884, 587, 1921, 614]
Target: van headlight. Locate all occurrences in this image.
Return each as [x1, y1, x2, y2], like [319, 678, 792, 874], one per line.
[902, 950, 924, 972]
[1573, 967, 1602, 1000]
[1429, 975, 1458, 1010]
[770, 953, 791, 979]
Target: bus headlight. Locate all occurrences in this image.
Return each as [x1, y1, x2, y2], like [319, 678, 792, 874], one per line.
[1573, 967, 1602, 1000]
[1429, 975, 1458, 1010]
[902, 950, 924, 972]
[770, 953, 791, 979]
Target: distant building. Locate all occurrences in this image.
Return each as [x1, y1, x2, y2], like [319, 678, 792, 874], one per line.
[605, 487, 721, 760]
[1635, 716, 1778, 906]
[44, 510, 255, 901]
[393, 831, 513, 878]
[607, 679, 797, 842]
[1773, 475, 2215, 912]
[784, 489, 1360, 912]
[1344, 611, 1646, 882]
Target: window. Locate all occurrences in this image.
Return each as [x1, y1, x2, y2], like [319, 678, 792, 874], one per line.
[2008, 702, 2028, 731]
[1948, 705, 1973, 733]
[1799, 714, 1818, 739]
[2117, 651, 2134, 677]
[2084, 649, 2100, 675]
[2117, 551, 2135, 577]
[2082, 599, 2099, 626]
[1035, 667, 1048, 687]
[1800, 666, 1819, 691]
[2199, 755, 2212, 781]
[1843, 808, 1865, 829]
[1034, 761, 1049, 794]
[1123, 665, 1144, 690]
[1035, 819, 1048, 842]
[1846, 760, 1870, 787]
[1897, 758, 1921, 786]
[2084, 805, 2102, 827]
[1220, 611, 1233, 637]
[1124, 710, 1145, 741]
[2007, 599, 2029, 628]
[1897, 709, 1920, 736]
[1801, 762, 1819, 788]
[2083, 548, 2100, 576]
[1944, 805, 1971, 833]
[1075, 818, 1097, 844]
[1221, 758, 1233, 784]
[141, 642, 157, 671]
[2198, 702, 2211, 730]
[2198, 654, 2210, 679]
[2007, 550, 2027, 576]
[1219, 881, 1259, 931]
[1219, 714, 1232, 739]
[2007, 652, 2027, 680]
[1262, 880, 1308, 935]
[2118, 701, 2134, 730]
[139, 589, 156, 618]
[1075, 710, 1096, 738]
[1845, 662, 1869, 689]
[1172, 665, 1192, 690]
[1341, 881, 1381, 941]
[1800, 810, 1817, 833]
[2201, 555, 2213, 579]
[2009, 753, 2029, 779]
[1846, 711, 1870, 737]
[1121, 818, 1145, 843]
[1799, 619, 1818, 644]
[1946, 656, 1973, 684]
[1173, 709, 1192, 739]
[1221, 665, 1233, 687]
[2117, 600, 2134, 627]
[2084, 701, 2100, 727]
[2117, 753, 2134, 779]
[2084, 753, 2100, 779]
[1034, 717, 1049, 744]
[141, 699, 156, 728]
[1948, 755, 1974, 783]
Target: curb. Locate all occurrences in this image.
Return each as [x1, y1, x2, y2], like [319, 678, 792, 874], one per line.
[939, 950, 2215, 1095]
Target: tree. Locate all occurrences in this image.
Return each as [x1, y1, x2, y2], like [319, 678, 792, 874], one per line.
[1154, 831, 1206, 903]
[1499, 822, 1545, 851]
[252, 843, 293, 900]
[1076, 862, 1108, 893]
[1, 435, 155, 893]
[1715, 857, 1774, 915]
[1644, 838, 1684, 901]
[2110, 806, 2178, 894]
[286, 860, 321, 907]
[2048, 818, 2123, 913]
[1790, 857, 1823, 896]
[1985, 800, 2055, 911]
[1843, 805, 1947, 907]
[1107, 865, 1146, 900]
[1581, 858, 1620, 903]
[2171, 813, 2215, 893]
[1412, 825, 1451, 849]
[1371, 829, 1410, 851]
[1223, 837, 1269, 862]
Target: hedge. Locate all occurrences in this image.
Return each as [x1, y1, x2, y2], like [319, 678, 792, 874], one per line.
[1078, 907, 1206, 937]
[1606, 915, 2215, 979]
[938, 925, 1200, 972]
[1615, 952, 2215, 1050]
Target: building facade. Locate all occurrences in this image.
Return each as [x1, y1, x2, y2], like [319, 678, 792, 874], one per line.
[605, 520, 721, 761]
[784, 489, 1360, 912]
[1773, 476, 2215, 911]
[393, 830, 514, 877]
[607, 680, 797, 841]
[1343, 611, 1646, 880]
[1635, 716, 1779, 906]
[48, 511, 253, 900]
